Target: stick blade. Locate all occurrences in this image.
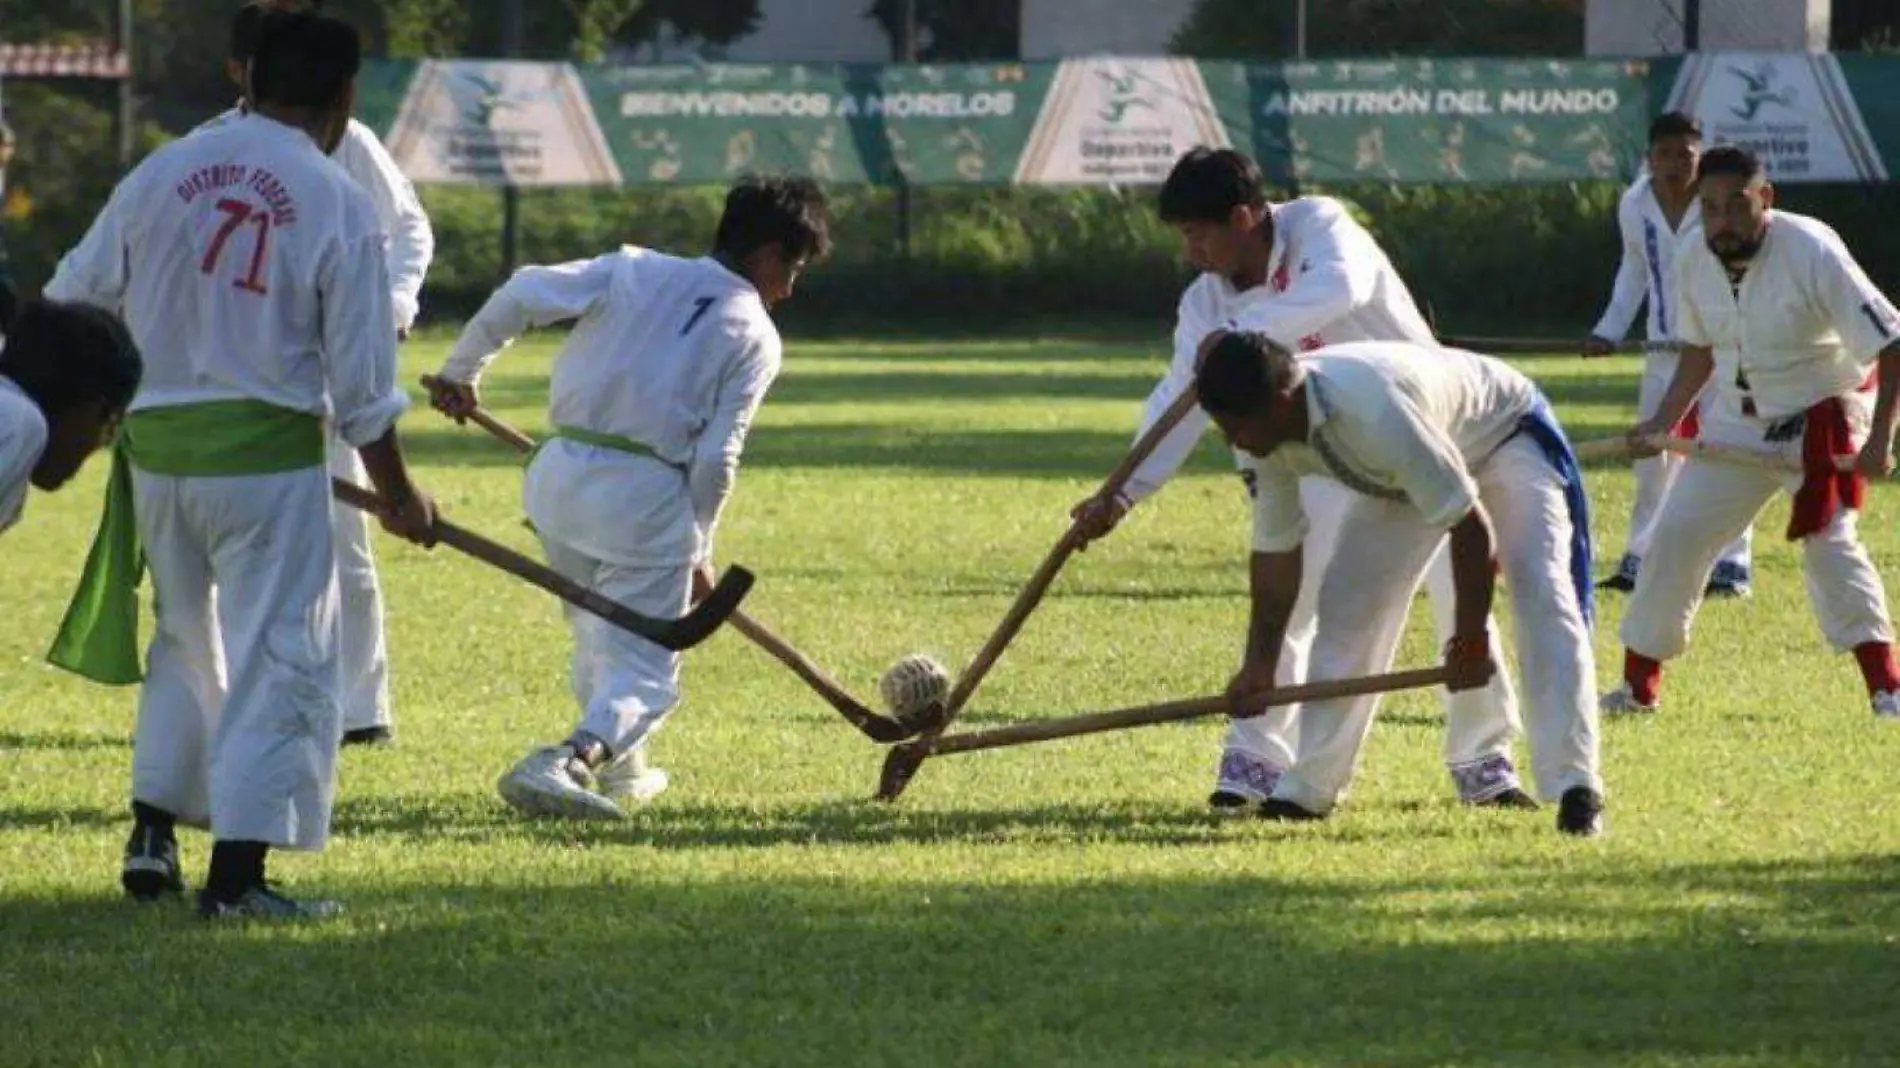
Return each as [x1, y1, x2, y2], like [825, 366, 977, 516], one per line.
[650, 566, 756, 651]
[852, 704, 919, 744]
[873, 742, 928, 802]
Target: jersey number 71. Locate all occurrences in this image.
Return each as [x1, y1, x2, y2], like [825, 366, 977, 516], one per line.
[201, 198, 272, 296]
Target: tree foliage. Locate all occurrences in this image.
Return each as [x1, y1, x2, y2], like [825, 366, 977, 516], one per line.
[865, 0, 1020, 60]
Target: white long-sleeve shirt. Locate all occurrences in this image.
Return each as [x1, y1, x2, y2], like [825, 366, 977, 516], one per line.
[1124, 196, 1437, 503]
[0, 374, 47, 534]
[1590, 175, 1702, 344]
[46, 114, 406, 447]
[1246, 342, 1540, 552]
[439, 248, 781, 566]
[201, 110, 434, 331]
[1675, 210, 1900, 420]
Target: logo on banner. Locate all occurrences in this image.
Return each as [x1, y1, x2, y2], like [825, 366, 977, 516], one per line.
[1013, 58, 1230, 185]
[385, 61, 623, 187]
[1667, 54, 1886, 182]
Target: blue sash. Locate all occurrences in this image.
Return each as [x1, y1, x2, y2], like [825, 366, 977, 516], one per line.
[1512, 398, 1594, 628]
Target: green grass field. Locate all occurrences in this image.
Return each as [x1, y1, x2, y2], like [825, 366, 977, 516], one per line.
[3, 334, 1898, 1067]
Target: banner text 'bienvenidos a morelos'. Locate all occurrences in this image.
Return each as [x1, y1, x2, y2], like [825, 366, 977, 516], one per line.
[352, 54, 1900, 187]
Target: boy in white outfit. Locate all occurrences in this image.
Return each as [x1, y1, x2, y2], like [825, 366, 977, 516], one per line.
[1069, 147, 1526, 814]
[201, 0, 438, 745]
[426, 176, 830, 820]
[0, 300, 142, 538]
[1585, 112, 1752, 597]
[46, 11, 436, 918]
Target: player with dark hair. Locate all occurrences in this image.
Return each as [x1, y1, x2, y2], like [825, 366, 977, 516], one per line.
[1605, 145, 1900, 721]
[203, 0, 437, 746]
[1586, 111, 1754, 597]
[1068, 145, 1528, 815]
[425, 176, 831, 819]
[0, 300, 143, 536]
[1197, 331, 1605, 835]
[46, 9, 437, 919]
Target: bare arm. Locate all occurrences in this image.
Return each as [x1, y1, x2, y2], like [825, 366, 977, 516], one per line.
[1227, 547, 1303, 717]
[1628, 345, 1714, 455]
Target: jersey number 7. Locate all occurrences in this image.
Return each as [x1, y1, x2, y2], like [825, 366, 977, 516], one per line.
[680, 296, 714, 336]
[201, 197, 272, 296]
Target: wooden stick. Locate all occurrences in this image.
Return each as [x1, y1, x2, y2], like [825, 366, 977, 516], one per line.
[1573, 434, 1851, 473]
[432, 394, 914, 743]
[874, 667, 1454, 797]
[330, 478, 750, 652]
[877, 387, 1203, 800]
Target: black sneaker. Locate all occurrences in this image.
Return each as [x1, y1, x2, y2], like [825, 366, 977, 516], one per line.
[341, 726, 394, 747]
[1471, 787, 1540, 810]
[1596, 554, 1639, 593]
[1258, 798, 1326, 822]
[198, 884, 343, 921]
[1704, 561, 1752, 599]
[1207, 790, 1260, 816]
[121, 825, 184, 901]
[1556, 787, 1605, 837]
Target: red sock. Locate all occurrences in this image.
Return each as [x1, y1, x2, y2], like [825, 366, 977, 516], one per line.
[1853, 642, 1900, 696]
[1624, 649, 1662, 705]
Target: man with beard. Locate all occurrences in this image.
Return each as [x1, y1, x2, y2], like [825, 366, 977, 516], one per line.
[1603, 146, 1900, 718]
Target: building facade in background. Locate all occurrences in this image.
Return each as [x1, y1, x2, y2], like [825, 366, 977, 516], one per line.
[1587, 0, 1832, 55]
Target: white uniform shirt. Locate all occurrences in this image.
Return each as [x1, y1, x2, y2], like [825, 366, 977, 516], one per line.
[46, 114, 406, 447]
[1125, 196, 1436, 502]
[1247, 342, 1540, 553]
[439, 248, 782, 565]
[1591, 175, 1703, 345]
[201, 110, 434, 331]
[0, 374, 47, 534]
[1675, 210, 1900, 420]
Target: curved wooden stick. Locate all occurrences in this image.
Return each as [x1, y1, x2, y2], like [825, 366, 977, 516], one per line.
[428, 389, 914, 743]
[331, 479, 751, 651]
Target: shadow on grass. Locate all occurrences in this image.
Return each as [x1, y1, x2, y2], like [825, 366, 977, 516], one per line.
[0, 730, 129, 752]
[3, 855, 1894, 1065]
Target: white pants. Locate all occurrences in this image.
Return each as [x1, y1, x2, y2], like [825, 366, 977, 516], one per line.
[1272, 437, 1602, 812]
[129, 467, 343, 851]
[329, 441, 390, 732]
[540, 535, 692, 757]
[1218, 477, 1523, 800]
[1621, 396, 1892, 661]
[1623, 350, 1752, 572]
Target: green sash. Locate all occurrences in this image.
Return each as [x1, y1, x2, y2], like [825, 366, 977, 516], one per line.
[549, 425, 683, 472]
[47, 400, 325, 684]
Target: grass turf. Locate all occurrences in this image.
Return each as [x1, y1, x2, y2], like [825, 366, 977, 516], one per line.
[2, 335, 1897, 1067]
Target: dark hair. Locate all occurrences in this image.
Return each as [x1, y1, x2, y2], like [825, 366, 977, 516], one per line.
[230, 0, 323, 63]
[1158, 147, 1267, 224]
[713, 176, 832, 263]
[1697, 145, 1765, 184]
[0, 300, 142, 414]
[1648, 111, 1701, 145]
[249, 9, 359, 111]
[1195, 332, 1298, 419]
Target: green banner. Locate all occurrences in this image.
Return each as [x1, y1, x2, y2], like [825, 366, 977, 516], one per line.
[353, 55, 1900, 187]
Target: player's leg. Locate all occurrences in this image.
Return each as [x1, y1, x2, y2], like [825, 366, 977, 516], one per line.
[1213, 476, 1337, 810]
[1419, 546, 1526, 804]
[1266, 498, 1442, 818]
[496, 535, 631, 820]
[1477, 436, 1602, 832]
[329, 439, 393, 744]
[199, 468, 344, 918]
[572, 559, 692, 798]
[1615, 349, 1684, 590]
[124, 471, 225, 901]
[1613, 448, 1776, 712]
[1797, 508, 1899, 714]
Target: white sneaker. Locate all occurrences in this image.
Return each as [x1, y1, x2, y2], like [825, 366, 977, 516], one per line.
[497, 745, 626, 820]
[597, 747, 670, 805]
[1599, 685, 1658, 716]
[1873, 691, 1900, 720]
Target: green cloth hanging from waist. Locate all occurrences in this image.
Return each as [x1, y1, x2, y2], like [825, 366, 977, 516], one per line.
[547, 424, 684, 472]
[46, 400, 326, 685]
